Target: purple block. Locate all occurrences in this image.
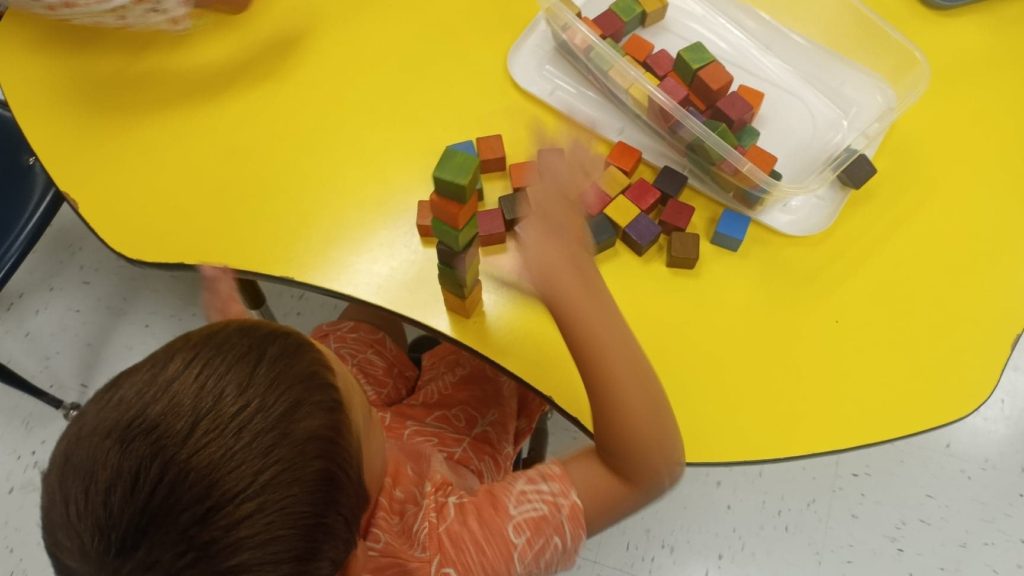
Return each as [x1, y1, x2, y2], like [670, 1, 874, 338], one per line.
[622, 214, 662, 256]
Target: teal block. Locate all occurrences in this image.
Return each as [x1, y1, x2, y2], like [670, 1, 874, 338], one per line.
[433, 148, 481, 203]
[431, 216, 479, 251]
[610, 0, 644, 35]
[446, 140, 477, 156]
[674, 42, 716, 83]
[736, 125, 760, 150]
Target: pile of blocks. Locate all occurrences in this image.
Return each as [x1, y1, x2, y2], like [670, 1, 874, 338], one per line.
[587, 139, 755, 261]
[418, 134, 530, 317]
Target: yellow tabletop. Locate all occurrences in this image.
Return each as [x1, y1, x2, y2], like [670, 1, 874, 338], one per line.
[1, 1, 1021, 463]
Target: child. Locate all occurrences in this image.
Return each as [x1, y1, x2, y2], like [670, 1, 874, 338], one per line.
[1, 0, 251, 30]
[39, 149, 685, 575]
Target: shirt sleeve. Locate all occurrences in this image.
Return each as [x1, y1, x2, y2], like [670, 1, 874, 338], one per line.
[435, 461, 588, 576]
[310, 320, 419, 409]
[5, 0, 193, 29]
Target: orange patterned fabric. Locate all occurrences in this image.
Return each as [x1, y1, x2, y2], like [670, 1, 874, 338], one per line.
[5, 0, 193, 29]
[312, 321, 588, 575]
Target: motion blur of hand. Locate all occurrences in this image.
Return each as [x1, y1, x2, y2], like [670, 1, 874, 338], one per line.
[499, 136, 606, 305]
[198, 265, 251, 323]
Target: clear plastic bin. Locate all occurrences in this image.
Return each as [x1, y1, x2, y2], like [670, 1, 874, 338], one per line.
[511, 0, 929, 234]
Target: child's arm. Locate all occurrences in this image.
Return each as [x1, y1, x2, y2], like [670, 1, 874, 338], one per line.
[515, 143, 685, 536]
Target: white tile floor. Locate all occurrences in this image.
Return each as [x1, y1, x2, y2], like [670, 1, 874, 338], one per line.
[2, 208, 1022, 575]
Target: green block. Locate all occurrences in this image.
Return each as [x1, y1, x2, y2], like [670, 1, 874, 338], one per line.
[437, 261, 480, 297]
[686, 140, 720, 169]
[433, 148, 481, 203]
[604, 37, 626, 56]
[587, 44, 618, 72]
[610, 0, 644, 35]
[674, 42, 716, 84]
[703, 119, 739, 148]
[736, 125, 761, 150]
[431, 216, 479, 251]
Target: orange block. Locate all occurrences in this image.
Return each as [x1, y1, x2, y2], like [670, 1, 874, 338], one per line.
[737, 84, 765, 116]
[509, 161, 538, 191]
[606, 140, 643, 177]
[691, 61, 734, 108]
[442, 279, 483, 318]
[430, 191, 478, 229]
[417, 200, 434, 238]
[622, 34, 654, 63]
[744, 145, 778, 175]
[582, 17, 603, 37]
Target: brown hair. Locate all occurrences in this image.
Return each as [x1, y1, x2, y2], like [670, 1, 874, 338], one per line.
[40, 320, 368, 576]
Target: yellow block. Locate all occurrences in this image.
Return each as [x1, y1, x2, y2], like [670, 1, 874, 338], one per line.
[638, 0, 668, 27]
[604, 195, 642, 229]
[597, 165, 631, 196]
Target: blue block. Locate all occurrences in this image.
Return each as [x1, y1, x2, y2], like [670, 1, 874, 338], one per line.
[711, 209, 751, 252]
[447, 140, 478, 157]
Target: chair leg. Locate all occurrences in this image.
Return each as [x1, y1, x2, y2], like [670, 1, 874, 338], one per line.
[236, 278, 277, 322]
[522, 411, 551, 470]
[0, 362, 80, 421]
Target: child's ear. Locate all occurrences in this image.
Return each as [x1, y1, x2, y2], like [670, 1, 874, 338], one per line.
[341, 540, 368, 576]
[194, 0, 252, 14]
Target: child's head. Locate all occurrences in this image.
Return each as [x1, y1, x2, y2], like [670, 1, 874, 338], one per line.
[40, 320, 387, 576]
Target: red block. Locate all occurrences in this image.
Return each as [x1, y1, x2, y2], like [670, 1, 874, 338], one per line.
[624, 179, 661, 214]
[592, 9, 626, 42]
[606, 140, 643, 177]
[476, 134, 507, 174]
[643, 49, 675, 79]
[691, 60, 734, 108]
[709, 91, 755, 132]
[659, 198, 696, 234]
[477, 208, 508, 247]
[583, 184, 613, 217]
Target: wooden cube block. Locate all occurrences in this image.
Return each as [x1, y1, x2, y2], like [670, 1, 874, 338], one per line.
[659, 198, 696, 234]
[643, 49, 674, 79]
[558, 0, 582, 18]
[652, 165, 689, 203]
[674, 41, 716, 84]
[637, 0, 668, 26]
[627, 83, 649, 109]
[622, 34, 654, 63]
[604, 194, 642, 230]
[588, 46, 619, 72]
[499, 192, 530, 227]
[837, 153, 877, 190]
[442, 279, 483, 318]
[711, 208, 751, 252]
[609, 64, 635, 91]
[709, 91, 755, 132]
[508, 161, 538, 192]
[657, 74, 689, 106]
[589, 213, 619, 254]
[622, 213, 661, 256]
[438, 259, 480, 295]
[592, 9, 626, 42]
[667, 231, 700, 269]
[417, 200, 435, 238]
[704, 119, 739, 148]
[610, 0, 644, 35]
[476, 134, 507, 174]
[431, 215, 478, 251]
[624, 178, 661, 213]
[584, 183, 613, 217]
[743, 144, 778, 175]
[582, 16, 603, 37]
[446, 140, 477, 156]
[477, 208, 507, 247]
[606, 141, 643, 177]
[429, 191, 478, 230]
[691, 61, 734, 108]
[436, 236, 480, 271]
[736, 84, 765, 117]
[597, 165, 632, 197]
[735, 124, 761, 150]
[433, 148, 481, 203]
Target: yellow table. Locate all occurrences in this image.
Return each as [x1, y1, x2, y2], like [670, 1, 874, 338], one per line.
[1, 1, 1021, 463]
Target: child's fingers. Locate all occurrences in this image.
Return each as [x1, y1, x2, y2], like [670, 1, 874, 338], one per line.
[481, 243, 537, 297]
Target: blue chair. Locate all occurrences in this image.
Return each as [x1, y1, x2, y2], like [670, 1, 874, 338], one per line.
[1, 101, 80, 419]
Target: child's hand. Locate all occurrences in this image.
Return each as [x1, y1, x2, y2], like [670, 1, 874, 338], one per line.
[512, 140, 604, 305]
[199, 265, 250, 323]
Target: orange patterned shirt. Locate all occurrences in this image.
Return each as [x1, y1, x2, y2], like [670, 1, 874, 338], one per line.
[4, 0, 193, 29]
[312, 321, 587, 576]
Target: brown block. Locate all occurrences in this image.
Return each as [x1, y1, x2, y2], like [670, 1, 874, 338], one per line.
[417, 200, 434, 238]
[667, 231, 700, 269]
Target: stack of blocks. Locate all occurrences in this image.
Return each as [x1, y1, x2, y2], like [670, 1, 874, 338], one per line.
[431, 146, 484, 318]
[589, 140, 704, 268]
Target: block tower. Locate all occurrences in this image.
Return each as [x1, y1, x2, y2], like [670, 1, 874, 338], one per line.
[431, 147, 483, 318]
